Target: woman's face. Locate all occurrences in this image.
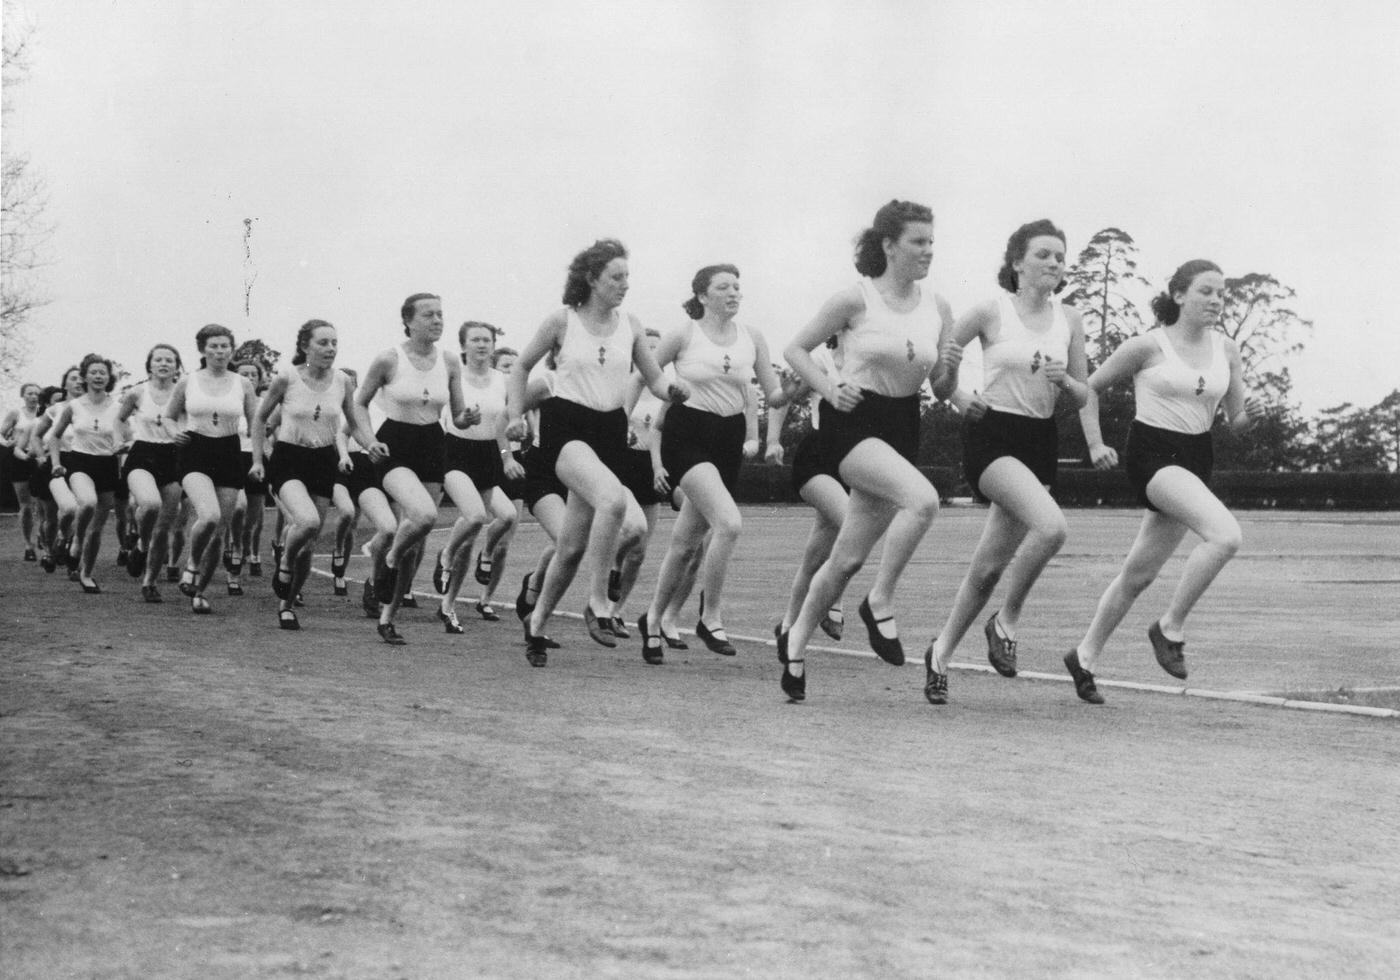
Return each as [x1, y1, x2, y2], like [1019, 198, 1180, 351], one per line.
[303, 327, 339, 370]
[886, 221, 935, 280]
[463, 327, 495, 364]
[22, 385, 40, 409]
[701, 272, 742, 318]
[236, 362, 263, 386]
[83, 362, 110, 394]
[406, 297, 445, 343]
[494, 352, 517, 374]
[149, 348, 179, 381]
[202, 335, 234, 370]
[589, 258, 630, 309]
[1014, 235, 1066, 292]
[64, 369, 85, 398]
[1175, 270, 1226, 326]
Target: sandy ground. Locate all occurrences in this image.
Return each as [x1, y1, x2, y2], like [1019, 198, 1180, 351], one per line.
[2, 508, 1398, 979]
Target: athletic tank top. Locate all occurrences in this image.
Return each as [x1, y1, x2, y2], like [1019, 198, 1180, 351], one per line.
[1134, 331, 1230, 435]
[806, 344, 842, 429]
[44, 403, 75, 452]
[528, 366, 554, 448]
[447, 367, 507, 440]
[673, 321, 755, 417]
[129, 384, 176, 444]
[553, 309, 633, 412]
[184, 371, 245, 438]
[10, 407, 39, 448]
[628, 365, 676, 447]
[840, 278, 941, 398]
[378, 344, 452, 425]
[278, 367, 347, 448]
[981, 294, 1072, 419]
[67, 396, 123, 456]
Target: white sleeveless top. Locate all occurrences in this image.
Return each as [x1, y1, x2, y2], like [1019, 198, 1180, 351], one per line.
[447, 367, 506, 440]
[840, 278, 941, 398]
[527, 366, 554, 448]
[10, 407, 40, 448]
[68, 396, 123, 456]
[806, 344, 842, 429]
[277, 367, 348, 448]
[672, 321, 755, 418]
[378, 344, 452, 425]
[628, 365, 676, 447]
[981, 294, 1072, 419]
[184, 371, 245, 438]
[44, 403, 76, 452]
[129, 383, 176, 444]
[553, 309, 633, 412]
[1134, 331, 1230, 435]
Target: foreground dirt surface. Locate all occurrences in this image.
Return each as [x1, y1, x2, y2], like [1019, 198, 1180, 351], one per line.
[2, 509, 1397, 978]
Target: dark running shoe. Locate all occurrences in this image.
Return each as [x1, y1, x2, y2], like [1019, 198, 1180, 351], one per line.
[584, 605, 617, 647]
[1064, 649, 1105, 705]
[1148, 621, 1187, 680]
[984, 611, 1018, 678]
[859, 596, 904, 666]
[923, 643, 948, 705]
[377, 621, 406, 646]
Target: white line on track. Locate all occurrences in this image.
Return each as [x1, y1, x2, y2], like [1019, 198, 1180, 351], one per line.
[312, 566, 1398, 720]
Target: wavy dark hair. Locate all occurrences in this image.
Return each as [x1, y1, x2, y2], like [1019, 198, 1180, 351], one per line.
[195, 324, 236, 369]
[78, 352, 118, 393]
[997, 219, 1068, 293]
[292, 319, 336, 366]
[853, 200, 934, 277]
[681, 264, 740, 319]
[562, 239, 628, 308]
[1150, 260, 1223, 325]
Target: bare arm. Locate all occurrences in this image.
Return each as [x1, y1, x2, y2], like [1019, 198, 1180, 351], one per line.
[1221, 338, 1266, 433]
[784, 288, 863, 412]
[506, 311, 567, 440]
[631, 315, 689, 403]
[48, 405, 74, 470]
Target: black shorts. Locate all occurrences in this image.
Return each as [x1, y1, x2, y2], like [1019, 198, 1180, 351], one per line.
[178, 433, 245, 490]
[661, 403, 745, 493]
[618, 447, 665, 507]
[123, 441, 180, 488]
[338, 451, 382, 501]
[521, 446, 568, 514]
[444, 433, 505, 492]
[498, 450, 527, 502]
[820, 390, 922, 471]
[375, 419, 445, 486]
[790, 423, 848, 496]
[61, 450, 122, 495]
[536, 397, 628, 477]
[29, 460, 55, 502]
[268, 442, 340, 500]
[962, 409, 1059, 503]
[241, 451, 268, 497]
[1125, 420, 1214, 512]
[9, 449, 37, 483]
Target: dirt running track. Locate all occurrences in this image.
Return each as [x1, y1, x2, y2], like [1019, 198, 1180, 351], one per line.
[2, 512, 1398, 979]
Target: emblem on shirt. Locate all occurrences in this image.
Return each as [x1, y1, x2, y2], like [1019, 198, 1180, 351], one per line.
[212, 411, 220, 427]
[1195, 376, 1206, 396]
[722, 354, 732, 374]
[598, 346, 607, 366]
[1031, 351, 1043, 374]
[312, 404, 322, 422]
[421, 387, 430, 404]
[906, 339, 915, 362]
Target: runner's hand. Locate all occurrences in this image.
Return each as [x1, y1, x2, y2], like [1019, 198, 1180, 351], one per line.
[1088, 444, 1118, 470]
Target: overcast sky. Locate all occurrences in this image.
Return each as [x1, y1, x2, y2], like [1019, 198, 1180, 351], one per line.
[6, 0, 1398, 414]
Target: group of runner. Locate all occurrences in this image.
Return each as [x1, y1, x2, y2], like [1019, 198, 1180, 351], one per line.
[1, 201, 1265, 705]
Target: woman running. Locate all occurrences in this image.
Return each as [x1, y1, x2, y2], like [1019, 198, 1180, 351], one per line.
[778, 200, 953, 702]
[116, 343, 184, 602]
[1065, 259, 1266, 703]
[164, 324, 260, 614]
[921, 219, 1089, 704]
[470, 345, 525, 620]
[355, 292, 475, 645]
[226, 358, 269, 593]
[506, 238, 687, 667]
[30, 368, 86, 574]
[638, 264, 790, 664]
[1, 382, 44, 561]
[430, 320, 517, 633]
[252, 319, 380, 630]
[767, 337, 851, 651]
[46, 354, 125, 593]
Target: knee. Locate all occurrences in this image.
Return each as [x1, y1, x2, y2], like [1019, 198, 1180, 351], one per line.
[908, 490, 940, 526]
[1033, 517, 1069, 554]
[712, 510, 742, 543]
[1208, 522, 1242, 558]
[404, 510, 436, 537]
[829, 552, 866, 582]
[596, 489, 628, 522]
